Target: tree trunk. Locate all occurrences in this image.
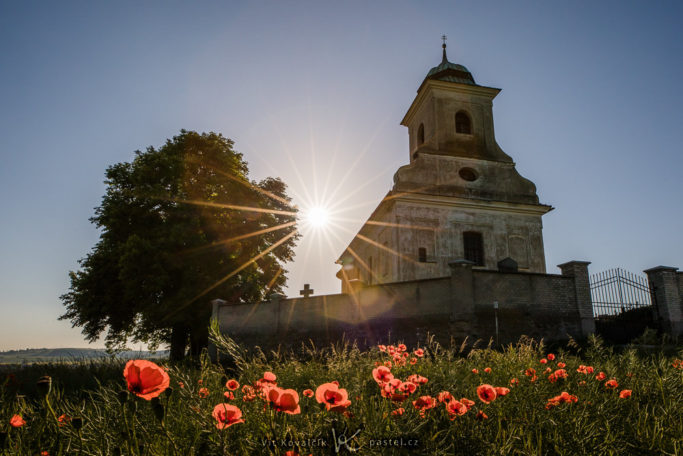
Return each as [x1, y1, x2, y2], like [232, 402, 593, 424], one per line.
[189, 323, 209, 358]
[170, 324, 188, 361]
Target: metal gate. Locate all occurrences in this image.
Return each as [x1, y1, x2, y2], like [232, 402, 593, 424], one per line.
[590, 268, 659, 343]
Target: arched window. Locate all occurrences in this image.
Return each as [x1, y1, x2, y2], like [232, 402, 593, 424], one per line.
[417, 123, 425, 145]
[455, 111, 471, 134]
[463, 231, 484, 266]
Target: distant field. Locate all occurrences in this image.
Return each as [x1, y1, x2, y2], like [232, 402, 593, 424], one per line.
[0, 348, 168, 365]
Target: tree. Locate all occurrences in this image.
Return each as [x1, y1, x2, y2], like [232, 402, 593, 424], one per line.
[60, 130, 299, 359]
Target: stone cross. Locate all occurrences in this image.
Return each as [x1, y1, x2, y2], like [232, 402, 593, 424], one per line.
[299, 284, 314, 298]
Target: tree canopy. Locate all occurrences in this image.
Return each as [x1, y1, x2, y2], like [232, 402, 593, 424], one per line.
[60, 130, 299, 358]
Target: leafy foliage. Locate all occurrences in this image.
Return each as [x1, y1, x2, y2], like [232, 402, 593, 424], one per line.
[60, 131, 299, 354]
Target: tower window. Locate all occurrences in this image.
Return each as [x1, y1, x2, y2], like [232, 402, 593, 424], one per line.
[418, 247, 427, 263]
[417, 123, 425, 145]
[463, 232, 484, 266]
[455, 111, 471, 134]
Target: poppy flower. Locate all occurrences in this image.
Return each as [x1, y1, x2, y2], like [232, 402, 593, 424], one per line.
[476, 384, 497, 404]
[544, 367, 552, 374]
[547, 353, 555, 361]
[605, 379, 619, 389]
[268, 387, 301, 414]
[199, 387, 209, 398]
[57, 414, 71, 427]
[619, 389, 632, 399]
[579, 380, 587, 386]
[545, 391, 578, 409]
[41, 452, 49, 456]
[212, 403, 244, 429]
[476, 410, 488, 420]
[285, 452, 312, 456]
[414, 348, 425, 357]
[261, 372, 277, 384]
[509, 378, 519, 386]
[410, 358, 417, 365]
[315, 382, 352, 413]
[378, 345, 387, 352]
[398, 381, 417, 394]
[123, 360, 170, 401]
[303, 389, 314, 398]
[460, 398, 475, 410]
[226, 379, 239, 391]
[472, 369, 479, 374]
[10, 414, 25, 428]
[412, 396, 437, 411]
[397, 344, 407, 352]
[437, 391, 453, 403]
[223, 391, 234, 400]
[372, 366, 393, 385]
[178, 381, 185, 389]
[406, 374, 428, 385]
[445, 400, 468, 419]
[484, 367, 492, 374]
[524, 368, 536, 377]
[384, 361, 392, 368]
[540, 358, 548, 364]
[391, 407, 405, 416]
[557, 362, 566, 368]
[595, 372, 607, 381]
[494, 387, 510, 397]
[554, 369, 568, 380]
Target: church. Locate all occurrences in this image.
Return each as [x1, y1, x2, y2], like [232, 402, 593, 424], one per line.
[212, 44, 681, 349]
[336, 42, 552, 293]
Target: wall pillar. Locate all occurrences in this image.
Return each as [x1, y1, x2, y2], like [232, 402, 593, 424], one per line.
[448, 260, 475, 332]
[644, 266, 682, 337]
[558, 261, 594, 337]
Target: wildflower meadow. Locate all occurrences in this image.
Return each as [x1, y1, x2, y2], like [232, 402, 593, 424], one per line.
[1, 330, 682, 455]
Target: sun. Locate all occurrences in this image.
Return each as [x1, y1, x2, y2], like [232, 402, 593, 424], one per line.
[304, 206, 330, 229]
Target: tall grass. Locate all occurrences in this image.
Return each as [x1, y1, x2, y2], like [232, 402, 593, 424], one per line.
[1, 331, 681, 455]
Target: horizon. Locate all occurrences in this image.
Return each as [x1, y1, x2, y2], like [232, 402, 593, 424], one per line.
[1, 1, 682, 350]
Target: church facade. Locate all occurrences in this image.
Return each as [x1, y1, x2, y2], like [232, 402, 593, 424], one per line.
[336, 44, 552, 293]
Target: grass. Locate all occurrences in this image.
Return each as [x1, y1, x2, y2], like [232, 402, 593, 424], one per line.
[1, 330, 682, 455]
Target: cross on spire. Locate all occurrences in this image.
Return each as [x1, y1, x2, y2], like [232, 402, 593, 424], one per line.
[441, 34, 448, 62]
[299, 283, 314, 298]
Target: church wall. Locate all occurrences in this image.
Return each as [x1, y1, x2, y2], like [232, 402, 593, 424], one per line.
[214, 264, 587, 349]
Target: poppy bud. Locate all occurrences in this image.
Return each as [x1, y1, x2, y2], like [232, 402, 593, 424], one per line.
[151, 397, 165, 422]
[117, 390, 128, 405]
[36, 376, 52, 396]
[71, 417, 83, 430]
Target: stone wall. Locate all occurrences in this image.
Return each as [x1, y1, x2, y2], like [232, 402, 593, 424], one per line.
[214, 260, 590, 349]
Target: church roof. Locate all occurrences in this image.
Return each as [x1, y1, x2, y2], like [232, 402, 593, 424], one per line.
[423, 45, 476, 86]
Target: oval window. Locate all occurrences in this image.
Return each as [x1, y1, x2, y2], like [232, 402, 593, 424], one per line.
[459, 167, 478, 182]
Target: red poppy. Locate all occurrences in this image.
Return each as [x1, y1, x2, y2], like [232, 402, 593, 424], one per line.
[223, 391, 234, 400]
[547, 353, 555, 361]
[484, 367, 492, 374]
[595, 372, 606, 381]
[178, 381, 185, 389]
[372, 366, 393, 385]
[123, 360, 170, 401]
[384, 361, 392, 368]
[445, 400, 468, 419]
[398, 381, 417, 394]
[476, 410, 488, 420]
[460, 398, 475, 410]
[199, 387, 209, 398]
[315, 382, 352, 413]
[412, 395, 437, 411]
[557, 362, 566, 368]
[410, 357, 417, 365]
[57, 414, 71, 427]
[226, 379, 239, 391]
[605, 379, 618, 389]
[212, 403, 244, 429]
[10, 414, 25, 428]
[619, 389, 632, 399]
[554, 369, 568, 380]
[524, 368, 536, 377]
[540, 358, 548, 364]
[261, 372, 277, 384]
[242, 385, 256, 402]
[378, 345, 387, 352]
[406, 374, 428, 385]
[303, 389, 314, 398]
[437, 391, 453, 403]
[472, 368, 479, 374]
[414, 348, 425, 357]
[579, 380, 587, 386]
[397, 344, 407, 352]
[509, 378, 519, 386]
[476, 384, 497, 404]
[494, 387, 510, 397]
[41, 452, 49, 456]
[544, 367, 552, 374]
[391, 407, 405, 416]
[545, 391, 578, 409]
[268, 387, 301, 415]
[284, 452, 312, 456]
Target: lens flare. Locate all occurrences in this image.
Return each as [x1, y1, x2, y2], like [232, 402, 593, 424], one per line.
[305, 206, 330, 228]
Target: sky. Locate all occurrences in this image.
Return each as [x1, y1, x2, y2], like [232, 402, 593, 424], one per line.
[0, 1, 681, 350]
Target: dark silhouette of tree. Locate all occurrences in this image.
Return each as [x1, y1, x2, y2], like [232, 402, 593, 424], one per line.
[60, 130, 299, 359]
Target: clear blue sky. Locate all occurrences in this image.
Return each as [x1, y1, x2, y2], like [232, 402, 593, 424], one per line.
[1, 1, 681, 350]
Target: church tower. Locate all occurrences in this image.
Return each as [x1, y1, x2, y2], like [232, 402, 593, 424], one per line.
[337, 42, 553, 293]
